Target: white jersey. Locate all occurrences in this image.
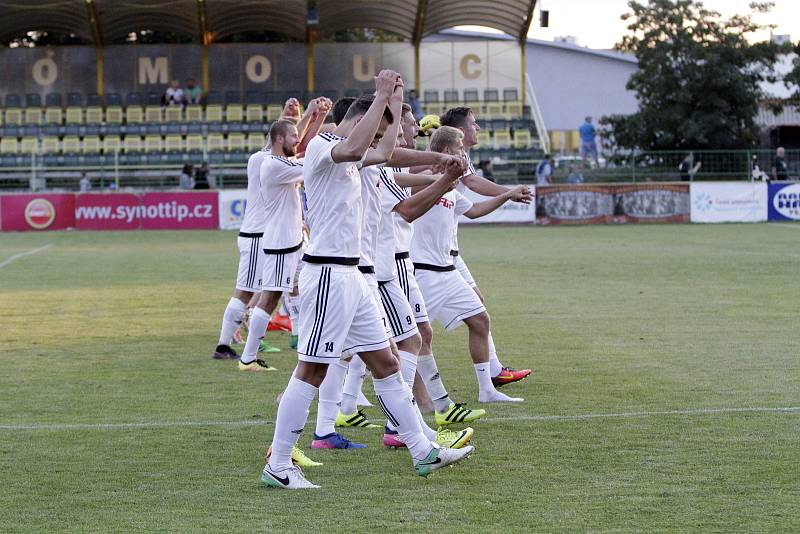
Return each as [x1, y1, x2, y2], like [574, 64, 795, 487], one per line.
[239, 149, 270, 234]
[376, 168, 408, 281]
[260, 155, 304, 251]
[411, 190, 473, 268]
[450, 154, 477, 252]
[391, 167, 414, 254]
[303, 132, 363, 260]
[359, 165, 384, 268]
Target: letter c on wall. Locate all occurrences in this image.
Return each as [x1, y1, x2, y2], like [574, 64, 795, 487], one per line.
[459, 54, 481, 80]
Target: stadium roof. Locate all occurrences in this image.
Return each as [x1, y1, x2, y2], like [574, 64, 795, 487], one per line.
[0, 0, 537, 45]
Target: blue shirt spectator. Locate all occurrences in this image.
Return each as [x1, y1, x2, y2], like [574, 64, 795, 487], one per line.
[579, 116, 600, 167]
[407, 90, 424, 121]
[579, 119, 596, 142]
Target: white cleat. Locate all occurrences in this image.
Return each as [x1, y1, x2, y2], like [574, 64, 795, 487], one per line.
[479, 391, 524, 403]
[414, 445, 474, 477]
[260, 464, 320, 490]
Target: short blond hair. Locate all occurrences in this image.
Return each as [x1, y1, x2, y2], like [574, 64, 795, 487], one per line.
[429, 125, 463, 153]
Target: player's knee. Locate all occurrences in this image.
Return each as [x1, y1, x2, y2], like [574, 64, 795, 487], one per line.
[469, 311, 491, 335]
[398, 333, 422, 355]
[262, 290, 281, 312]
[418, 322, 433, 345]
[233, 289, 251, 304]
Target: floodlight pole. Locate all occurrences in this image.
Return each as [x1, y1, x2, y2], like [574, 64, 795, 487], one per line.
[197, 0, 211, 92]
[518, 0, 537, 109]
[412, 0, 428, 93]
[85, 0, 104, 96]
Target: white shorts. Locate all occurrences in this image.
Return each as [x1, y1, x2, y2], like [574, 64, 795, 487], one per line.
[414, 267, 486, 331]
[235, 234, 265, 292]
[377, 278, 420, 342]
[363, 272, 392, 340]
[262, 245, 304, 292]
[453, 254, 477, 288]
[396, 256, 429, 323]
[297, 264, 390, 363]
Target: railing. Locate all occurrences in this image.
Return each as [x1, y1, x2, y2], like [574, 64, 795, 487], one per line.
[524, 73, 550, 155]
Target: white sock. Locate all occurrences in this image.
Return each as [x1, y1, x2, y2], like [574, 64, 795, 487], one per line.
[417, 354, 452, 413]
[285, 294, 299, 335]
[373, 373, 434, 462]
[267, 374, 317, 471]
[340, 355, 367, 416]
[475, 362, 524, 403]
[388, 350, 435, 439]
[314, 359, 348, 437]
[488, 332, 503, 376]
[218, 297, 245, 345]
[241, 307, 269, 364]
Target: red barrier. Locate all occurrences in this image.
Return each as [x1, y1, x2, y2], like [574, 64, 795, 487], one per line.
[140, 192, 218, 230]
[0, 193, 75, 231]
[75, 193, 141, 230]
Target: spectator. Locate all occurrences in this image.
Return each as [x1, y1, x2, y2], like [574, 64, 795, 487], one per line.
[536, 154, 554, 185]
[184, 78, 203, 105]
[407, 89, 423, 121]
[179, 164, 195, 189]
[772, 147, 789, 181]
[79, 172, 91, 192]
[579, 116, 599, 168]
[164, 80, 185, 107]
[194, 162, 210, 190]
[678, 153, 701, 182]
[477, 160, 495, 182]
[567, 165, 584, 184]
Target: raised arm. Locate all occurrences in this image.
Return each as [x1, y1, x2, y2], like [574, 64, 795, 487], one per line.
[386, 147, 450, 168]
[393, 158, 464, 222]
[393, 172, 437, 188]
[362, 82, 404, 167]
[296, 97, 332, 155]
[464, 185, 529, 219]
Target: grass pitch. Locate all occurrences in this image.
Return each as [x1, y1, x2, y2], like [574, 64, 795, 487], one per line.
[1, 224, 798, 532]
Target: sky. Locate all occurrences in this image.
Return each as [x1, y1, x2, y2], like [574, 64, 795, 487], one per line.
[459, 0, 797, 49]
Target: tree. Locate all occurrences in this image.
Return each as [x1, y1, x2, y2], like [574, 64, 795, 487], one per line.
[786, 41, 800, 105]
[601, 0, 783, 151]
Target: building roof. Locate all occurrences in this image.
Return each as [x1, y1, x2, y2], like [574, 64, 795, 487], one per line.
[0, 0, 538, 45]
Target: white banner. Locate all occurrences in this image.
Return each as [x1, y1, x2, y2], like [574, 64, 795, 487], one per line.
[218, 189, 248, 230]
[458, 185, 536, 224]
[690, 182, 767, 223]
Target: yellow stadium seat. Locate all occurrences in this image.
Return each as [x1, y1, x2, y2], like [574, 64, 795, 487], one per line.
[164, 135, 183, 151]
[424, 102, 445, 116]
[226, 104, 244, 122]
[485, 102, 504, 120]
[103, 136, 122, 154]
[185, 105, 203, 122]
[44, 107, 63, 124]
[124, 136, 143, 153]
[0, 138, 18, 153]
[513, 129, 532, 148]
[266, 105, 283, 121]
[227, 133, 246, 151]
[86, 106, 103, 124]
[41, 137, 60, 153]
[144, 106, 163, 123]
[62, 136, 81, 153]
[105, 106, 123, 124]
[65, 107, 83, 124]
[185, 134, 204, 152]
[20, 137, 38, 154]
[83, 136, 101, 153]
[125, 106, 144, 123]
[493, 130, 512, 149]
[165, 106, 182, 122]
[144, 135, 163, 152]
[246, 105, 264, 122]
[205, 104, 223, 122]
[474, 131, 491, 149]
[207, 133, 224, 152]
[247, 133, 266, 151]
[24, 108, 43, 125]
[505, 101, 523, 119]
[4, 108, 23, 126]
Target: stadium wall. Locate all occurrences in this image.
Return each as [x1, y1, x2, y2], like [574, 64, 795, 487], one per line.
[2, 183, 796, 232]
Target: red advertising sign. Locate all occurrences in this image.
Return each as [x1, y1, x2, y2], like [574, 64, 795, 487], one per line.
[75, 193, 141, 230]
[0, 193, 75, 231]
[140, 192, 218, 230]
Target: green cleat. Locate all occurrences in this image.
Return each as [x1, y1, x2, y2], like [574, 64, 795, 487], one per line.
[434, 403, 486, 426]
[259, 341, 281, 353]
[435, 427, 474, 449]
[414, 445, 474, 477]
[335, 410, 380, 429]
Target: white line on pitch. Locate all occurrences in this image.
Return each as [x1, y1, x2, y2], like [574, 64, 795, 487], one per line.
[0, 244, 52, 270]
[1, 406, 798, 432]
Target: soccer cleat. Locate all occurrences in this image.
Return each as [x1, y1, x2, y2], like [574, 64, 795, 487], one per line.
[383, 426, 406, 448]
[492, 367, 532, 388]
[289, 335, 299, 349]
[238, 358, 277, 372]
[435, 427, 474, 449]
[414, 445, 474, 477]
[311, 432, 366, 449]
[258, 341, 281, 354]
[267, 445, 323, 468]
[268, 314, 292, 332]
[232, 328, 245, 345]
[335, 410, 380, 429]
[261, 464, 320, 490]
[213, 344, 238, 360]
[434, 403, 486, 426]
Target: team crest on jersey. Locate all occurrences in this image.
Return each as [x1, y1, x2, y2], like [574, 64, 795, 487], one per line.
[436, 197, 455, 209]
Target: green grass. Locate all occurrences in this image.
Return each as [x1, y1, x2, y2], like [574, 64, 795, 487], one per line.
[1, 225, 798, 532]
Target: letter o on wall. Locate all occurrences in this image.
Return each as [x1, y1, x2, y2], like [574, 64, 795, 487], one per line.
[459, 54, 482, 80]
[246, 55, 272, 83]
[33, 57, 59, 86]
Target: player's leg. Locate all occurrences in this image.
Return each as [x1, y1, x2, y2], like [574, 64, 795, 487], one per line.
[461, 311, 523, 403]
[238, 289, 282, 371]
[397, 257, 435, 412]
[215, 236, 262, 359]
[312, 357, 366, 448]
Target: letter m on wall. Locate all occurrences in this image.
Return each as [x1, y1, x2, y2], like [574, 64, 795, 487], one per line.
[139, 57, 168, 85]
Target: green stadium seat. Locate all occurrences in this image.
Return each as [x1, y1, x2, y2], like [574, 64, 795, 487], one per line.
[144, 135, 163, 152]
